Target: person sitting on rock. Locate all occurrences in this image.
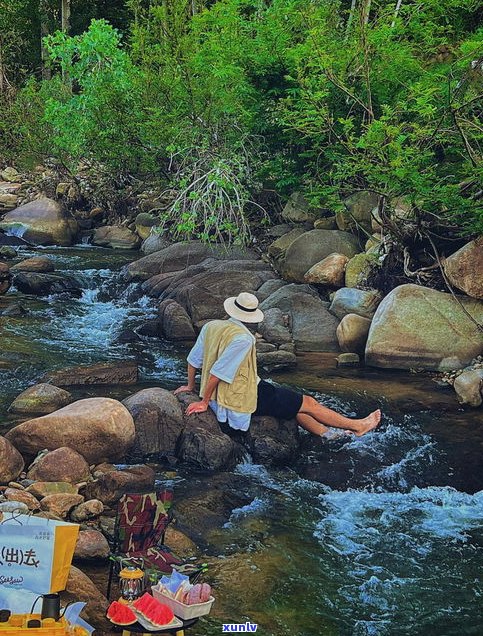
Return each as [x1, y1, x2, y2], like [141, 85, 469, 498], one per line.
[175, 291, 381, 436]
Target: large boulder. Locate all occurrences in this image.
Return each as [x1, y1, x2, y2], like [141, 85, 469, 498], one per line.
[0, 436, 24, 484]
[11, 256, 55, 273]
[258, 308, 292, 345]
[281, 192, 320, 223]
[92, 225, 141, 250]
[365, 284, 483, 370]
[74, 529, 110, 560]
[5, 398, 135, 463]
[304, 253, 349, 287]
[259, 283, 319, 313]
[0, 198, 78, 246]
[61, 566, 110, 633]
[0, 261, 11, 294]
[329, 287, 381, 320]
[279, 230, 360, 282]
[9, 383, 72, 415]
[0, 230, 31, 246]
[344, 252, 379, 287]
[123, 388, 184, 461]
[336, 313, 372, 354]
[13, 272, 82, 296]
[83, 465, 155, 505]
[444, 237, 483, 300]
[41, 361, 138, 386]
[248, 416, 299, 465]
[158, 299, 196, 341]
[336, 191, 380, 234]
[27, 447, 91, 483]
[290, 293, 340, 352]
[268, 228, 306, 260]
[125, 241, 258, 281]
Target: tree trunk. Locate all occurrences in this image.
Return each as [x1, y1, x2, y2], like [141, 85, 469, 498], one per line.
[40, 0, 51, 81]
[391, 0, 403, 28]
[61, 0, 71, 34]
[345, 0, 357, 41]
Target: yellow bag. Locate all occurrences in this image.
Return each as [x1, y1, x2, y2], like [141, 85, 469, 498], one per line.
[0, 514, 79, 593]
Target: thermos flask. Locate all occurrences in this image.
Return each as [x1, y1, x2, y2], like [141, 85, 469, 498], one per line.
[40, 593, 61, 621]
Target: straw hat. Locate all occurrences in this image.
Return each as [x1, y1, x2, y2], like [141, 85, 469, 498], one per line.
[224, 292, 264, 323]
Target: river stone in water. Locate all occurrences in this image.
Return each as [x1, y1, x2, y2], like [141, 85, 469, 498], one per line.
[257, 349, 297, 372]
[0, 198, 78, 246]
[304, 253, 349, 287]
[158, 299, 196, 341]
[444, 237, 483, 300]
[5, 397, 135, 463]
[123, 387, 184, 461]
[11, 256, 55, 273]
[92, 225, 141, 249]
[365, 284, 483, 371]
[329, 287, 382, 319]
[74, 529, 110, 560]
[0, 246, 17, 259]
[41, 361, 138, 386]
[260, 283, 319, 313]
[9, 383, 72, 415]
[0, 436, 24, 483]
[336, 313, 372, 354]
[0, 261, 11, 294]
[13, 272, 82, 296]
[27, 447, 91, 483]
[249, 416, 299, 465]
[453, 369, 483, 407]
[279, 230, 360, 282]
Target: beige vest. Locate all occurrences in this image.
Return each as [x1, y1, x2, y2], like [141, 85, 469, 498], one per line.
[199, 320, 257, 413]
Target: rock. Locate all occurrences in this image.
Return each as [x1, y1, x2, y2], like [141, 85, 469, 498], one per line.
[115, 327, 141, 344]
[92, 225, 141, 250]
[0, 231, 31, 246]
[0, 192, 19, 209]
[256, 341, 277, 353]
[164, 526, 198, 558]
[176, 393, 240, 471]
[135, 212, 158, 240]
[0, 436, 24, 484]
[249, 416, 299, 465]
[122, 388, 184, 461]
[137, 319, 159, 336]
[3, 488, 40, 510]
[70, 499, 104, 522]
[0, 261, 11, 294]
[26, 481, 78, 497]
[329, 287, 382, 320]
[258, 308, 292, 344]
[336, 352, 360, 366]
[259, 283, 319, 312]
[291, 293, 340, 352]
[0, 302, 27, 316]
[0, 501, 29, 514]
[158, 299, 196, 341]
[444, 237, 483, 300]
[365, 284, 483, 371]
[27, 447, 91, 483]
[0, 246, 17, 259]
[336, 191, 380, 233]
[453, 369, 483, 407]
[41, 361, 138, 386]
[61, 566, 110, 633]
[314, 216, 337, 230]
[345, 252, 379, 287]
[40, 493, 84, 518]
[336, 313, 372, 354]
[126, 241, 258, 281]
[304, 253, 349, 286]
[142, 271, 180, 297]
[365, 234, 381, 252]
[5, 398, 135, 464]
[281, 192, 321, 223]
[13, 272, 81, 296]
[279, 229, 360, 282]
[0, 198, 78, 246]
[8, 383, 72, 415]
[83, 465, 156, 505]
[255, 279, 287, 302]
[74, 529, 110, 560]
[1, 167, 19, 182]
[141, 233, 171, 255]
[11, 256, 55, 273]
[267, 228, 306, 260]
[257, 350, 297, 371]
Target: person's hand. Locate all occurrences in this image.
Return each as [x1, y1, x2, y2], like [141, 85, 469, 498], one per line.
[174, 385, 194, 395]
[185, 400, 209, 415]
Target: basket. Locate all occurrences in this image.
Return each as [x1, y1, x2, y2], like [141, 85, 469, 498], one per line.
[151, 585, 215, 620]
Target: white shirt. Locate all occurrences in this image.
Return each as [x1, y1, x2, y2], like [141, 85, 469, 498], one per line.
[187, 318, 255, 431]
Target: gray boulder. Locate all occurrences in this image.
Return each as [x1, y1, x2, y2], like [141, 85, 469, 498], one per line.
[453, 369, 483, 407]
[291, 293, 340, 352]
[13, 272, 82, 297]
[329, 287, 381, 320]
[158, 299, 196, 341]
[258, 308, 292, 345]
[444, 237, 483, 300]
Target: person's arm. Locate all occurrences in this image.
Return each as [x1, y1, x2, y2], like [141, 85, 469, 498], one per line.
[185, 373, 221, 414]
[174, 326, 206, 395]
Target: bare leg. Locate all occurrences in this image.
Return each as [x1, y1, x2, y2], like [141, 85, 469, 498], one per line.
[296, 413, 330, 436]
[298, 396, 381, 436]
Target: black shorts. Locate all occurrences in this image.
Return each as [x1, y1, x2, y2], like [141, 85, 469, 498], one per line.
[254, 380, 303, 420]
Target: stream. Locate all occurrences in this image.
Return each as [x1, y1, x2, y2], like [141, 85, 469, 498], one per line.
[1, 246, 482, 636]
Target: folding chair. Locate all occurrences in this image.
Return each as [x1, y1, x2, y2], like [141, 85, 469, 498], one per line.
[106, 489, 201, 600]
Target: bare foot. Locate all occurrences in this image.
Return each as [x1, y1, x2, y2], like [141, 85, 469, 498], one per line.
[355, 409, 381, 436]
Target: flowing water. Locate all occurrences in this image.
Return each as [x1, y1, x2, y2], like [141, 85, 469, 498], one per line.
[1, 247, 482, 635]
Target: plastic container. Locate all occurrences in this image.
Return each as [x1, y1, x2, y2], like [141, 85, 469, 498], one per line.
[0, 613, 89, 635]
[151, 585, 215, 620]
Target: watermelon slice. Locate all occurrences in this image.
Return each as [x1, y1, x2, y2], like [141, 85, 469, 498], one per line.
[133, 593, 175, 626]
[106, 601, 137, 626]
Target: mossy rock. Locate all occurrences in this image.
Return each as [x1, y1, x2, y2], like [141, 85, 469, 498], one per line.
[345, 252, 379, 287]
